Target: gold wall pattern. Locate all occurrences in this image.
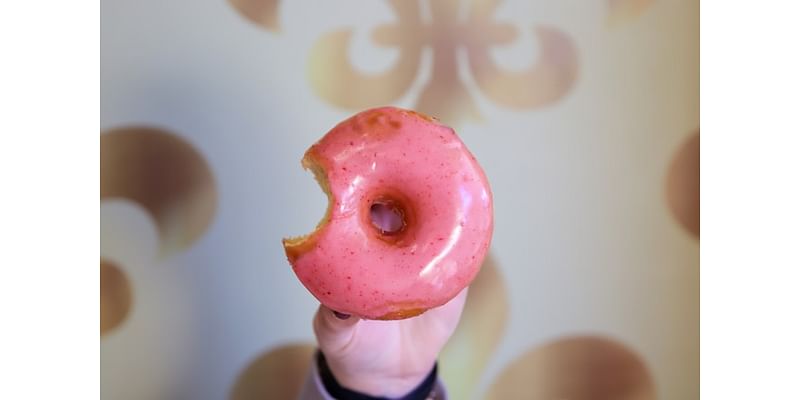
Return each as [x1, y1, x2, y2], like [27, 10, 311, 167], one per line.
[607, 0, 655, 26]
[100, 126, 218, 336]
[228, 0, 281, 32]
[308, 0, 578, 126]
[100, 258, 132, 335]
[101, 127, 218, 257]
[230, 344, 316, 400]
[226, 0, 656, 126]
[225, 254, 512, 398]
[666, 131, 700, 238]
[228, 0, 656, 33]
[222, 257, 658, 399]
[229, 0, 654, 125]
[103, 0, 697, 397]
[485, 336, 655, 400]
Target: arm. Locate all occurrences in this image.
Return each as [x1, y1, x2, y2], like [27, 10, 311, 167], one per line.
[298, 290, 467, 399]
[297, 351, 449, 400]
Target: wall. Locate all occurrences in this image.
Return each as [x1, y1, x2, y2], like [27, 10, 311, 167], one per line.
[100, 0, 699, 398]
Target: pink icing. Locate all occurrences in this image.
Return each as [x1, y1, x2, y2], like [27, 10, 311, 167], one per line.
[286, 107, 493, 319]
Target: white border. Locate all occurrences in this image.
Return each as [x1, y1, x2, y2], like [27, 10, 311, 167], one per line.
[702, 0, 800, 398]
[0, 1, 99, 398]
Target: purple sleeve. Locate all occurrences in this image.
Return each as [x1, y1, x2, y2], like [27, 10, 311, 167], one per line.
[297, 360, 449, 400]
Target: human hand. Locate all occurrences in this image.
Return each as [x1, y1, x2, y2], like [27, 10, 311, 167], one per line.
[312, 289, 468, 398]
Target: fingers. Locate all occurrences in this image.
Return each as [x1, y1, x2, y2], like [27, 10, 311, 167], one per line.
[313, 304, 360, 354]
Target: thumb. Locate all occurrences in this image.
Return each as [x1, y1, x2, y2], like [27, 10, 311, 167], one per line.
[312, 305, 360, 354]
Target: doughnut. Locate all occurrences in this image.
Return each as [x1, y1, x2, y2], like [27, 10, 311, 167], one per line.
[283, 107, 493, 320]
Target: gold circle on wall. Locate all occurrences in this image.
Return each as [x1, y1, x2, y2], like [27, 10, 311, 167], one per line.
[607, 0, 655, 26]
[228, 0, 281, 32]
[101, 126, 218, 256]
[666, 131, 700, 238]
[485, 336, 655, 400]
[230, 343, 315, 400]
[100, 259, 132, 335]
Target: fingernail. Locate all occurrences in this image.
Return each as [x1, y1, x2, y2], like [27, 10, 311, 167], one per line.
[333, 311, 350, 320]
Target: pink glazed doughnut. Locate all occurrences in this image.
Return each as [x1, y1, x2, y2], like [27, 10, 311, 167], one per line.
[283, 107, 493, 320]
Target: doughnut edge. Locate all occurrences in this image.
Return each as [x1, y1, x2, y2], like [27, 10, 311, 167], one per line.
[282, 149, 332, 264]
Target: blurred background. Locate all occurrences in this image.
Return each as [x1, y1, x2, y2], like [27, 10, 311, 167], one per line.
[100, 0, 698, 398]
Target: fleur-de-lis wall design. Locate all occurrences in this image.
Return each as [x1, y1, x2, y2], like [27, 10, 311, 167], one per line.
[229, 0, 655, 126]
[100, 126, 218, 335]
[308, 0, 579, 126]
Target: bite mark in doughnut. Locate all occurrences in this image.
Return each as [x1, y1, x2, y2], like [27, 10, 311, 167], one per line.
[283, 107, 493, 320]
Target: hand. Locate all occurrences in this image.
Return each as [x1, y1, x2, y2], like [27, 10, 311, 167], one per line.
[312, 289, 468, 398]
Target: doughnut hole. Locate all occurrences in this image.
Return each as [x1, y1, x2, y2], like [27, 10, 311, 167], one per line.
[363, 191, 417, 246]
[369, 202, 405, 235]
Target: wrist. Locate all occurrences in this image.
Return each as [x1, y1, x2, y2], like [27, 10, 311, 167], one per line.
[317, 351, 438, 399]
[334, 371, 429, 398]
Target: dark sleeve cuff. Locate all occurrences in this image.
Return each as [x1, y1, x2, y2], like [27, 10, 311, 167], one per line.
[315, 350, 438, 400]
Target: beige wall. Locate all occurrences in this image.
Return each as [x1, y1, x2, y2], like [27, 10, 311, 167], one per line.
[101, 0, 699, 398]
